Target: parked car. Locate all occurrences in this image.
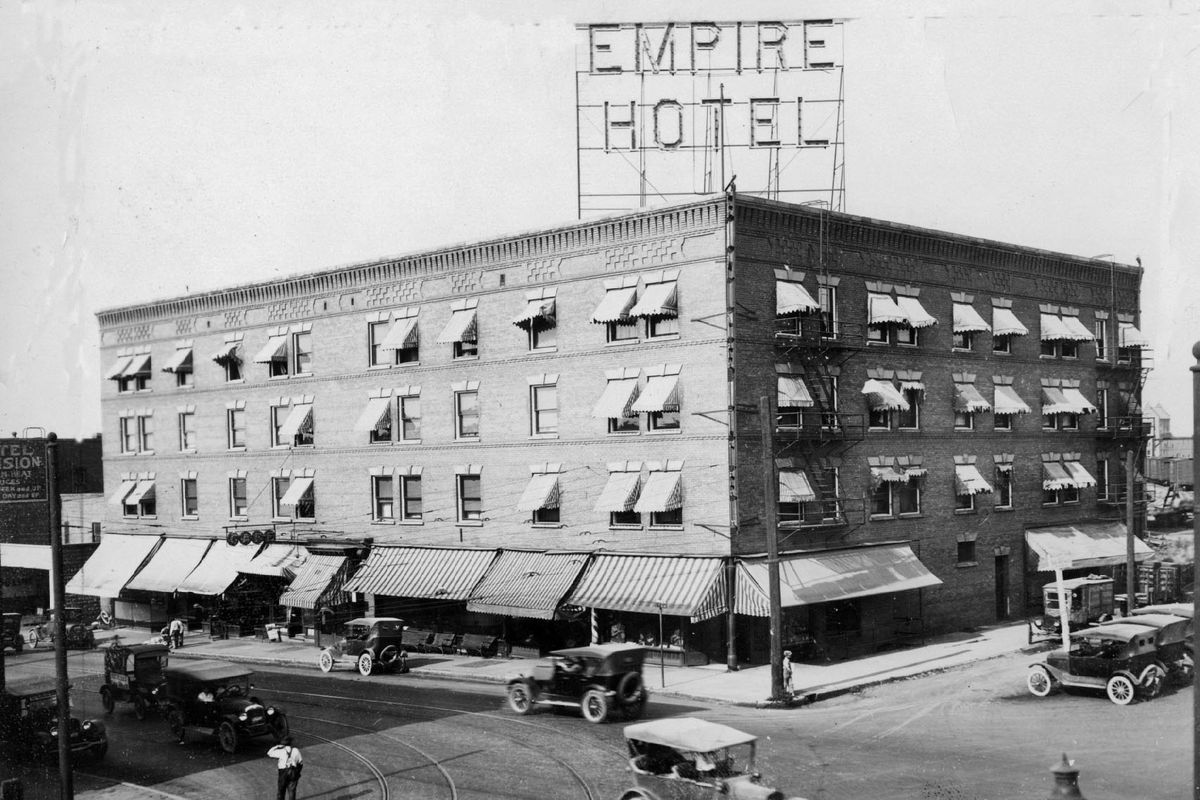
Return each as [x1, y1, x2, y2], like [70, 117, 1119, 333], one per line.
[1, 613, 23, 653]
[100, 642, 170, 719]
[1133, 602, 1193, 619]
[619, 717, 807, 800]
[318, 617, 410, 676]
[1026, 623, 1167, 705]
[1029, 576, 1114, 640]
[0, 677, 107, 760]
[506, 643, 647, 723]
[159, 660, 288, 753]
[1102, 613, 1194, 684]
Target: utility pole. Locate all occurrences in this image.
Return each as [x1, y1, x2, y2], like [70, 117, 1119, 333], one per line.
[759, 396, 784, 701]
[1125, 449, 1136, 615]
[47, 434, 73, 800]
[1190, 340, 1199, 800]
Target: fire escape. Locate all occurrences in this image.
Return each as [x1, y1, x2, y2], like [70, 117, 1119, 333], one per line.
[1095, 324, 1154, 518]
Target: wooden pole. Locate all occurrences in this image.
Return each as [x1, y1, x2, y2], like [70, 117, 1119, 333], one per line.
[47, 434, 72, 800]
[1190, 341, 1199, 800]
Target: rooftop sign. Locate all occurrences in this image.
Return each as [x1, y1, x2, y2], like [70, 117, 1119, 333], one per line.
[0, 438, 52, 546]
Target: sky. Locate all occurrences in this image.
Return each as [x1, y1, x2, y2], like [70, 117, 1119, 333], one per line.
[1, 0, 1198, 440]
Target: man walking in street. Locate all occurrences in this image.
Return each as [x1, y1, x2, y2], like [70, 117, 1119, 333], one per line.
[781, 650, 794, 697]
[267, 736, 303, 800]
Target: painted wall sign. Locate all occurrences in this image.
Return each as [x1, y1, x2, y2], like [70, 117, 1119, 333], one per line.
[0, 439, 48, 504]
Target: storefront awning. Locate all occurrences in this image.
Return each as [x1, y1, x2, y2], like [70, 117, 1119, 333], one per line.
[512, 298, 555, 328]
[277, 404, 313, 439]
[779, 470, 816, 502]
[629, 281, 678, 318]
[954, 384, 991, 412]
[630, 374, 679, 413]
[591, 286, 638, 323]
[565, 555, 726, 621]
[279, 476, 315, 509]
[776, 280, 819, 315]
[517, 473, 560, 512]
[343, 546, 497, 600]
[240, 544, 306, 579]
[955, 465, 993, 495]
[994, 385, 1031, 415]
[125, 538, 213, 594]
[861, 379, 909, 411]
[591, 378, 639, 419]
[279, 553, 351, 609]
[1025, 521, 1153, 572]
[253, 335, 289, 363]
[735, 544, 943, 614]
[466, 550, 589, 619]
[176, 541, 262, 595]
[66, 534, 163, 597]
[992, 307, 1029, 337]
[634, 470, 682, 513]
[594, 470, 641, 512]
[436, 307, 477, 343]
[161, 347, 193, 373]
[1119, 322, 1149, 348]
[380, 317, 420, 350]
[1042, 462, 1073, 491]
[353, 396, 392, 432]
[896, 296, 937, 328]
[952, 303, 991, 333]
[777, 375, 814, 408]
[868, 293, 907, 326]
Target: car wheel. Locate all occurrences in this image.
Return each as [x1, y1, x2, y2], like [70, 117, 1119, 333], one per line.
[1106, 674, 1136, 705]
[133, 694, 148, 721]
[218, 721, 239, 753]
[100, 687, 115, 715]
[270, 713, 289, 742]
[1141, 666, 1165, 699]
[580, 688, 609, 723]
[379, 645, 401, 671]
[1026, 666, 1055, 697]
[507, 682, 534, 715]
[318, 649, 335, 673]
[616, 672, 644, 705]
[357, 651, 375, 677]
[166, 707, 185, 743]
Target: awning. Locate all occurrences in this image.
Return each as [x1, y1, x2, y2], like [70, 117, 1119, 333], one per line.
[436, 307, 477, 343]
[870, 465, 909, 485]
[122, 352, 152, 376]
[1062, 460, 1097, 488]
[735, 544, 943, 613]
[517, 473, 560, 512]
[1040, 314, 1072, 341]
[512, 298, 556, 328]
[565, 555, 726, 621]
[124, 479, 156, 507]
[868, 293, 907, 326]
[992, 307, 1029, 337]
[631, 374, 679, 413]
[591, 286, 638, 323]
[1061, 315, 1095, 341]
[591, 378, 639, 419]
[594, 471, 641, 512]
[952, 303, 991, 333]
[465, 550, 589, 619]
[277, 404, 313, 439]
[777, 375, 814, 408]
[176, 541, 262, 595]
[343, 546, 497, 600]
[955, 465, 993, 495]
[634, 470, 682, 513]
[861, 379, 909, 411]
[954, 384, 991, 413]
[776, 280, 819, 315]
[279, 476, 315, 508]
[108, 479, 138, 506]
[1042, 462, 1073, 490]
[629, 281, 678, 318]
[1041, 387, 1074, 414]
[353, 396, 392, 432]
[161, 347, 193, 373]
[380, 317, 420, 350]
[253, 335, 289, 363]
[211, 341, 240, 363]
[278, 553, 351, 610]
[1025, 522, 1153, 572]
[104, 355, 134, 380]
[65, 533, 162, 597]
[240, 544, 306, 579]
[1061, 388, 1097, 414]
[994, 385, 1031, 415]
[125, 538, 213, 594]
[896, 296, 936, 328]
[0, 543, 50, 570]
[1119, 322, 1149, 348]
[779, 470, 816, 502]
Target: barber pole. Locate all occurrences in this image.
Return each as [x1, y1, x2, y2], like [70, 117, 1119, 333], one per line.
[590, 608, 600, 645]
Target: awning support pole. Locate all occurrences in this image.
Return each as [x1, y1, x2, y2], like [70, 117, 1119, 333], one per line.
[1126, 449, 1136, 614]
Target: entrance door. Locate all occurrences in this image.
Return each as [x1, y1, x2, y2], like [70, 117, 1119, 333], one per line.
[994, 555, 1010, 620]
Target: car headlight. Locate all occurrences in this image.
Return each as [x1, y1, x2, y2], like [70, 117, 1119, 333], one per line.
[266, 708, 275, 715]
[51, 728, 59, 737]
[83, 721, 92, 731]
[238, 713, 248, 721]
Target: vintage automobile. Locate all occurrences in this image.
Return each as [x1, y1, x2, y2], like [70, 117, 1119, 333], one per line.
[28, 607, 96, 650]
[99, 642, 169, 719]
[1026, 623, 1167, 705]
[159, 660, 288, 753]
[318, 616, 410, 676]
[2, 612, 23, 653]
[1134, 602, 1193, 619]
[619, 718, 807, 800]
[1102, 612, 1194, 683]
[1028, 576, 1114, 640]
[506, 643, 647, 723]
[0, 677, 107, 760]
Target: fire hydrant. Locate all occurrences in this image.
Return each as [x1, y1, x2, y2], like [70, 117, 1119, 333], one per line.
[1047, 753, 1086, 800]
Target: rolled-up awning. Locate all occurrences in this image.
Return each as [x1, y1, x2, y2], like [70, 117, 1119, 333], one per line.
[279, 476, 315, 509]
[777, 280, 819, 315]
[240, 544, 306, 579]
[634, 471, 682, 513]
[594, 471, 641, 512]
[994, 385, 1031, 415]
[277, 404, 313, 439]
[353, 396, 392, 432]
[735, 543, 943, 614]
[868, 293, 907, 326]
[952, 303, 991, 333]
[279, 553, 351, 609]
[125, 538, 213, 594]
[1025, 521, 1153, 571]
[992, 307, 1029, 337]
[631, 375, 679, 413]
[176, 541, 262, 595]
[343, 545, 496, 600]
[512, 298, 556, 329]
[1119, 322, 1149, 348]
[896, 296, 937, 328]
[1041, 387, 1074, 414]
[629, 282, 677, 318]
[591, 286, 638, 323]
[65, 533, 162, 597]
[779, 470, 816, 502]
[955, 465, 993, 495]
[591, 378, 639, 419]
[437, 307, 478, 343]
[954, 384, 991, 412]
[1039, 314, 1073, 342]
[1042, 462, 1073, 491]
[778, 375, 814, 408]
[253, 335, 289, 363]
[517, 473, 560, 512]
[565, 555, 726, 621]
[862, 379, 909, 411]
[466, 550, 589, 619]
[380, 317, 420, 350]
[161, 347, 193, 374]
[1062, 460, 1097, 488]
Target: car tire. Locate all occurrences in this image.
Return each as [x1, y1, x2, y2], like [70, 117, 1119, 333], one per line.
[379, 645, 401, 671]
[507, 682, 534, 715]
[133, 694, 148, 721]
[357, 651, 375, 677]
[218, 721, 239, 753]
[580, 688, 609, 724]
[100, 687, 115, 715]
[1026, 666, 1055, 697]
[166, 707, 185, 743]
[270, 712, 289, 742]
[616, 672, 644, 705]
[318, 649, 335, 673]
[1106, 674, 1136, 705]
[1141, 666, 1165, 699]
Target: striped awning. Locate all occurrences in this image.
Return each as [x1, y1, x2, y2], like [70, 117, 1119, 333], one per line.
[776, 280, 819, 315]
[279, 476, 314, 509]
[591, 286, 638, 323]
[122, 352, 152, 376]
[253, 335, 289, 363]
[779, 470, 817, 502]
[955, 465, 993, 495]
[591, 378, 640, 419]
[629, 281, 677, 318]
[240, 544, 306, 579]
[466, 550, 589, 619]
[125, 538, 213, 594]
[952, 303, 991, 333]
[176, 541, 262, 595]
[512, 298, 556, 328]
[517, 473, 560, 512]
[777, 375, 814, 408]
[1119, 322, 1149, 348]
[870, 465, 909, 485]
[437, 307, 478, 343]
[868, 293, 907, 326]
[631, 374, 679, 413]
[1026, 521, 1153, 572]
[954, 384, 992, 413]
[565, 555, 726, 621]
[634, 470, 682, 513]
[279, 553, 351, 610]
[1042, 462, 1074, 491]
[161, 347, 193, 373]
[65, 533, 162, 597]
[896, 296, 937, 328]
[277, 404, 313, 439]
[381, 317, 419, 350]
[994, 385, 1031, 415]
[353, 396, 392, 432]
[594, 471, 641, 513]
[862, 379, 909, 411]
[343, 546, 496, 600]
[211, 341, 240, 363]
[992, 307, 1029, 337]
[125, 479, 156, 507]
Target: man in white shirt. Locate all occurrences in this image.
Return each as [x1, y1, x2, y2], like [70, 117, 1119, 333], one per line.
[267, 736, 303, 800]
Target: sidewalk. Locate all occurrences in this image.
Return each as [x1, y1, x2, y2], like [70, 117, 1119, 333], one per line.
[95, 621, 1044, 707]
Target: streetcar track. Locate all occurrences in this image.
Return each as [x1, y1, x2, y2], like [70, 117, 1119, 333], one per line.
[291, 721, 395, 800]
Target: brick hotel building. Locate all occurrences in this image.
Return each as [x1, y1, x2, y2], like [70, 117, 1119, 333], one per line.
[73, 194, 1152, 665]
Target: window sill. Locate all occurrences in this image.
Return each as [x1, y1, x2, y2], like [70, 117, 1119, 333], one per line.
[531, 523, 564, 529]
[951, 348, 973, 353]
[180, 515, 199, 521]
[898, 512, 923, 519]
[399, 519, 424, 526]
[274, 517, 315, 524]
[367, 364, 393, 371]
[955, 561, 979, 569]
[953, 508, 976, 515]
[228, 446, 247, 452]
[530, 433, 559, 440]
[870, 514, 894, 521]
[992, 350, 1012, 356]
[608, 524, 644, 531]
[954, 428, 974, 433]
[371, 520, 396, 526]
[180, 449, 197, 455]
[229, 516, 249, 522]
[528, 347, 558, 354]
[399, 438, 422, 445]
[225, 379, 245, 385]
[646, 428, 681, 435]
[454, 436, 481, 443]
[645, 333, 680, 342]
[648, 525, 684, 531]
[452, 355, 480, 362]
[604, 339, 640, 347]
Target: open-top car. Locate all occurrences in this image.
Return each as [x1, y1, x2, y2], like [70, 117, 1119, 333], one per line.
[318, 616, 410, 676]
[1, 612, 23, 653]
[100, 642, 169, 719]
[619, 717, 807, 800]
[1026, 623, 1167, 705]
[1103, 612, 1194, 684]
[1, 677, 107, 760]
[506, 643, 647, 723]
[159, 660, 288, 752]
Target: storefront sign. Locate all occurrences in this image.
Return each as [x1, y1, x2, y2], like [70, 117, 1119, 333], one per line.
[0, 438, 52, 545]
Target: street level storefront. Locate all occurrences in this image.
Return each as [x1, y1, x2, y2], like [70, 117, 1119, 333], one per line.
[65, 533, 163, 624]
[465, 550, 592, 651]
[277, 548, 362, 641]
[121, 537, 212, 629]
[1024, 521, 1154, 610]
[225, 542, 308, 635]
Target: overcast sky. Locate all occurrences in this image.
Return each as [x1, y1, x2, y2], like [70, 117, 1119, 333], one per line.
[2, 0, 1197, 440]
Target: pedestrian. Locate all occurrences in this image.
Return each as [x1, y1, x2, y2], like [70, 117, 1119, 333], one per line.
[267, 736, 303, 800]
[781, 650, 794, 696]
[169, 617, 184, 650]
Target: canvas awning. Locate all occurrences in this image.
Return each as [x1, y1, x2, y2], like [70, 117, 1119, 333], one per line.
[517, 473, 561, 512]
[1040, 314, 1073, 341]
[1061, 388, 1097, 414]
[176, 541, 262, 595]
[512, 298, 556, 328]
[353, 396, 392, 432]
[277, 404, 313, 439]
[1042, 462, 1074, 490]
[776, 280, 819, 315]
[278, 553, 351, 610]
[952, 303, 991, 333]
[465, 550, 589, 619]
[870, 465, 909, 485]
[594, 471, 641, 512]
[777, 375, 814, 408]
[1025, 521, 1153, 571]
[954, 384, 992, 413]
[436, 307, 478, 343]
[591, 378, 639, 419]
[122, 352, 152, 376]
[1062, 460, 1097, 488]
[735, 544, 943, 614]
[629, 281, 677, 318]
[0, 543, 50, 570]
[65, 533, 162, 597]
[253, 335, 289, 363]
[240, 544, 306, 579]
[161, 347, 193, 373]
[565, 555, 726, 621]
[380, 317, 419, 350]
[591, 286, 638, 323]
[1119, 322, 1149, 348]
[633, 470, 682, 513]
[994, 385, 1031, 415]
[278, 476, 315, 509]
[896, 296, 937, 328]
[210, 341, 240, 363]
[108, 479, 138, 506]
[104, 355, 134, 380]
[992, 307, 1029, 337]
[779, 470, 817, 502]
[1061, 315, 1095, 340]
[1041, 387, 1074, 414]
[861, 379, 909, 411]
[955, 465, 993, 495]
[125, 537, 213, 594]
[867, 293, 907, 326]
[124, 479, 156, 507]
[631, 374, 679, 413]
[343, 545, 497, 600]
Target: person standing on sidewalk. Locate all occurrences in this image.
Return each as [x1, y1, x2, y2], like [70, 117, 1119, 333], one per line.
[169, 617, 185, 650]
[781, 650, 794, 696]
[267, 736, 303, 800]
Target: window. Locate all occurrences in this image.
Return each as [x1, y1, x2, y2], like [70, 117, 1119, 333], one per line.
[262, 330, 313, 377]
[531, 384, 559, 435]
[994, 413, 1012, 432]
[650, 507, 682, 527]
[870, 482, 892, 517]
[227, 408, 246, 449]
[634, 369, 681, 433]
[115, 354, 152, 393]
[954, 409, 973, 430]
[897, 388, 921, 430]
[820, 376, 839, 428]
[607, 319, 638, 343]
[1096, 458, 1110, 501]
[952, 331, 973, 351]
[368, 320, 392, 367]
[995, 467, 1013, 509]
[1094, 318, 1109, 361]
[120, 417, 137, 454]
[180, 478, 199, 518]
[777, 374, 812, 430]
[955, 488, 975, 512]
[896, 483, 921, 515]
[455, 390, 480, 439]
[272, 402, 314, 448]
[1096, 388, 1109, 428]
[439, 301, 479, 359]
[167, 349, 194, 388]
[611, 509, 640, 527]
[818, 285, 838, 338]
[400, 475, 423, 521]
[273, 476, 315, 521]
[218, 344, 243, 382]
[457, 475, 482, 521]
[119, 415, 154, 454]
[399, 395, 421, 441]
[868, 406, 892, 430]
[1040, 338, 1058, 358]
[292, 331, 312, 374]
[647, 314, 678, 338]
[270, 405, 287, 447]
[369, 316, 419, 367]
[594, 281, 639, 343]
[229, 477, 248, 518]
[529, 318, 557, 350]
[1061, 485, 1079, 504]
[649, 404, 680, 432]
[1060, 412, 1079, 431]
[1060, 340, 1078, 359]
[992, 335, 1011, 354]
[630, 273, 679, 339]
[533, 505, 560, 524]
[178, 411, 196, 451]
[957, 540, 976, 565]
[369, 400, 392, 444]
[123, 481, 156, 518]
[1042, 411, 1058, 431]
[372, 476, 395, 522]
[595, 373, 640, 434]
[894, 325, 917, 347]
